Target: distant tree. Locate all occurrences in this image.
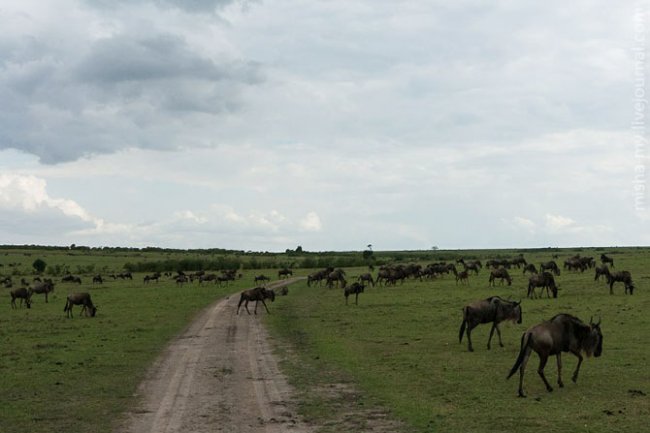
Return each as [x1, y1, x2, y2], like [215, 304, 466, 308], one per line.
[296, 246, 303, 253]
[362, 245, 374, 261]
[32, 258, 47, 274]
[70, 243, 76, 250]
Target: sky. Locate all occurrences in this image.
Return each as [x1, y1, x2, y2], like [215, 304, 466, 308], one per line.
[0, 0, 648, 252]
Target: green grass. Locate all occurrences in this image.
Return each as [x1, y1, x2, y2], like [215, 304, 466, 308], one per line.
[267, 249, 650, 433]
[1, 247, 648, 433]
[0, 270, 248, 433]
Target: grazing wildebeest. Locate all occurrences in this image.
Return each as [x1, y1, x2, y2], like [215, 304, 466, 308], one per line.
[357, 273, 375, 287]
[175, 275, 189, 286]
[462, 261, 481, 275]
[10, 287, 32, 309]
[237, 286, 275, 315]
[64, 292, 97, 318]
[62, 275, 82, 284]
[326, 269, 347, 289]
[30, 280, 55, 303]
[459, 296, 522, 352]
[278, 268, 293, 279]
[92, 275, 103, 284]
[254, 275, 270, 285]
[488, 268, 512, 286]
[594, 265, 609, 282]
[600, 254, 614, 267]
[523, 263, 538, 275]
[344, 282, 365, 305]
[510, 257, 527, 268]
[606, 270, 634, 295]
[527, 272, 558, 299]
[540, 261, 560, 276]
[507, 314, 603, 397]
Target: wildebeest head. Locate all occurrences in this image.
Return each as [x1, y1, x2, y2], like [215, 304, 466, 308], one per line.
[587, 317, 603, 357]
[494, 298, 522, 324]
[265, 288, 276, 302]
[89, 306, 98, 317]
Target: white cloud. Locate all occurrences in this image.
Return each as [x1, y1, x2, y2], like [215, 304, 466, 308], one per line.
[545, 214, 576, 231]
[299, 212, 322, 232]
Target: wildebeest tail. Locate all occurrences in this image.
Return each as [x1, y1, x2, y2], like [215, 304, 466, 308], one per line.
[459, 307, 467, 343]
[507, 332, 531, 379]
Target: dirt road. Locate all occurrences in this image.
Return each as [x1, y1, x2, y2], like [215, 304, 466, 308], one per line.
[117, 280, 312, 433]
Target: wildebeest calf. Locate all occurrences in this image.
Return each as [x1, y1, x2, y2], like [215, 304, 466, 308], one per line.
[344, 282, 365, 305]
[64, 292, 97, 318]
[459, 296, 522, 352]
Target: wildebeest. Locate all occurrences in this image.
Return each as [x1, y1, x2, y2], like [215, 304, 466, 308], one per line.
[600, 253, 614, 267]
[326, 269, 347, 289]
[92, 274, 103, 284]
[64, 292, 97, 318]
[459, 296, 522, 352]
[540, 261, 560, 276]
[522, 263, 538, 275]
[453, 269, 470, 285]
[357, 273, 375, 286]
[254, 275, 270, 285]
[30, 280, 55, 303]
[344, 282, 365, 305]
[488, 268, 512, 286]
[278, 268, 293, 279]
[527, 272, 558, 299]
[236, 286, 275, 315]
[606, 270, 634, 295]
[594, 265, 609, 282]
[10, 287, 32, 309]
[507, 314, 603, 397]
[62, 274, 82, 284]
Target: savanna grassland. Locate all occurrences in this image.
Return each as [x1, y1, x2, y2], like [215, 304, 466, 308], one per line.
[0, 246, 648, 433]
[266, 248, 650, 433]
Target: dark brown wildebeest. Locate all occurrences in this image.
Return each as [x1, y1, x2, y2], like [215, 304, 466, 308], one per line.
[64, 292, 97, 318]
[527, 272, 558, 299]
[509, 257, 527, 268]
[30, 280, 55, 303]
[143, 274, 159, 284]
[344, 282, 365, 305]
[507, 314, 603, 397]
[540, 261, 561, 276]
[453, 269, 470, 285]
[523, 263, 538, 275]
[10, 287, 32, 309]
[564, 257, 586, 272]
[462, 261, 481, 275]
[606, 270, 634, 295]
[254, 274, 270, 285]
[175, 275, 189, 286]
[237, 286, 275, 315]
[326, 269, 347, 289]
[278, 268, 293, 279]
[62, 274, 82, 284]
[459, 296, 522, 352]
[594, 265, 609, 282]
[600, 254, 614, 267]
[92, 274, 103, 284]
[357, 273, 375, 286]
[488, 268, 512, 286]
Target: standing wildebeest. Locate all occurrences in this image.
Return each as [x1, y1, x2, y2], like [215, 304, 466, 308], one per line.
[488, 268, 512, 286]
[453, 268, 470, 285]
[64, 292, 97, 318]
[357, 273, 375, 287]
[10, 287, 32, 309]
[236, 287, 275, 315]
[92, 274, 103, 284]
[594, 265, 609, 282]
[254, 275, 270, 285]
[527, 272, 558, 299]
[459, 296, 522, 352]
[507, 314, 603, 397]
[540, 261, 561, 276]
[278, 268, 293, 279]
[30, 280, 55, 303]
[344, 282, 365, 305]
[523, 263, 538, 275]
[326, 269, 347, 289]
[606, 270, 634, 295]
[600, 254, 614, 267]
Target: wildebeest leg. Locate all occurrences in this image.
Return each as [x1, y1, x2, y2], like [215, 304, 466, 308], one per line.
[537, 354, 553, 392]
[466, 322, 477, 352]
[244, 300, 252, 315]
[260, 299, 270, 314]
[487, 322, 497, 349]
[517, 348, 532, 398]
[556, 353, 564, 388]
[345, 293, 349, 305]
[609, 282, 614, 295]
[495, 323, 504, 347]
[571, 350, 583, 383]
[355, 292, 359, 305]
[236, 295, 245, 315]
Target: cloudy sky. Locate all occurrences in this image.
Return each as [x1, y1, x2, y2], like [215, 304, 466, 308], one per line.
[0, 0, 648, 251]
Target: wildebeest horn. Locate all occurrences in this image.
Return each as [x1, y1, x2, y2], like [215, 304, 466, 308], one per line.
[596, 316, 601, 326]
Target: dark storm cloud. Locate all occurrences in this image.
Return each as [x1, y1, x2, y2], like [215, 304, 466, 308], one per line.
[0, 29, 263, 164]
